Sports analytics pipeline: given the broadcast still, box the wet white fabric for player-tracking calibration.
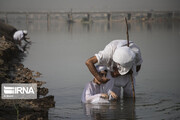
[81,72,121,103]
[112,73,135,97]
[95,40,143,97]
[95,40,143,74]
[13,30,24,41]
[81,81,108,103]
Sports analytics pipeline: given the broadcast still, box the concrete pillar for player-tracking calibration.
[47,13,50,30]
[107,13,111,22]
[87,13,91,22]
[168,12,173,18]
[147,13,152,20]
[127,13,131,20]
[68,13,73,21]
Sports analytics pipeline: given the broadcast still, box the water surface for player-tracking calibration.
[10,20,180,119]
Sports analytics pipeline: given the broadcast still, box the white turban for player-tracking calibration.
[113,46,135,75]
[23,30,28,35]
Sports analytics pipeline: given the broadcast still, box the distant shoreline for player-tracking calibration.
[0,11,179,24]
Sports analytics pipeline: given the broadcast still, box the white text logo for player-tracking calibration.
[1,83,37,99]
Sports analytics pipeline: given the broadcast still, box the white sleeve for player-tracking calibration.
[13,32,19,40]
[85,86,101,103]
[13,31,23,41]
[19,32,24,40]
[95,43,113,65]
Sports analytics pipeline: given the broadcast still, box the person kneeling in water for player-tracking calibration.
[81,65,121,104]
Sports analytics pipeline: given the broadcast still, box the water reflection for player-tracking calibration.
[83,98,136,120]
[82,23,91,32]
[8,18,178,35]
[146,22,152,32]
[107,22,111,31]
[67,22,73,33]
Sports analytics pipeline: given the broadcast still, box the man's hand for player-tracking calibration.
[101,94,109,99]
[94,77,109,85]
[24,38,31,44]
[94,78,101,85]
[110,91,118,99]
[25,37,30,39]
[100,76,110,83]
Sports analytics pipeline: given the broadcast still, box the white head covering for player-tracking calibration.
[113,46,135,75]
[23,30,28,35]
[95,65,107,72]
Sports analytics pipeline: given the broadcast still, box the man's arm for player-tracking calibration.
[85,56,109,84]
[23,37,30,43]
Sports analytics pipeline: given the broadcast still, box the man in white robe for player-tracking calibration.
[85,40,143,97]
[13,30,30,52]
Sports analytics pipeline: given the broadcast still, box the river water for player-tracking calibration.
[9,19,180,119]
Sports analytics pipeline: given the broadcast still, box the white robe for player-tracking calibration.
[81,72,121,103]
[13,30,24,41]
[95,40,143,97]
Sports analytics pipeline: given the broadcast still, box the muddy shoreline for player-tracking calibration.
[0,22,55,120]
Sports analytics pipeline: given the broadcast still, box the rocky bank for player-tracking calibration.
[0,22,55,120]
